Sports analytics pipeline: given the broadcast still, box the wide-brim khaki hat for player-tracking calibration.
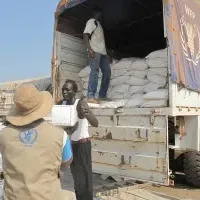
[6,84,53,126]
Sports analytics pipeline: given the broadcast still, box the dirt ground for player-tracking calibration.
[146,185,200,200]
[59,169,200,200]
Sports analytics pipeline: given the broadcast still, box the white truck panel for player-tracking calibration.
[175,116,200,151]
[170,82,200,109]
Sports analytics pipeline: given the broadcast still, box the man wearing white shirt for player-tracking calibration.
[58,79,98,200]
[84,7,111,104]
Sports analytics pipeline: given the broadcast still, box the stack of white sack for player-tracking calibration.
[78,59,118,97]
[144,48,168,93]
[108,58,148,108]
[78,48,168,108]
[141,89,168,108]
[141,48,168,107]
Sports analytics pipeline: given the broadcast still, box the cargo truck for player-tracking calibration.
[51,0,200,187]
[1,0,200,188]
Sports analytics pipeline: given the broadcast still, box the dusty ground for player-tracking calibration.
[59,169,200,200]
[146,184,200,200]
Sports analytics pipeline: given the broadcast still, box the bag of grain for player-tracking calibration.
[112,58,137,70]
[129,85,144,94]
[143,82,161,93]
[125,70,146,79]
[110,76,130,87]
[147,72,166,86]
[126,76,148,86]
[146,48,167,58]
[125,94,144,108]
[146,57,168,68]
[129,59,148,71]
[141,100,168,108]
[143,89,168,100]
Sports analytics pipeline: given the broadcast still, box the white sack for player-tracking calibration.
[130,93,144,100]
[82,90,87,96]
[141,100,167,108]
[112,69,128,78]
[146,57,168,68]
[112,58,137,70]
[125,70,146,79]
[83,82,88,90]
[129,59,148,71]
[147,72,166,86]
[107,87,113,94]
[109,92,130,100]
[125,93,144,108]
[88,100,125,109]
[111,94,124,99]
[100,100,125,108]
[146,48,167,58]
[143,82,161,93]
[129,86,144,94]
[125,99,143,108]
[147,68,167,77]
[81,77,89,83]
[110,59,119,66]
[110,76,129,87]
[110,84,130,94]
[143,89,168,100]
[126,77,148,86]
[78,66,90,78]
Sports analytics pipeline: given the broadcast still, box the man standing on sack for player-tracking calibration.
[57,79,98,200]
[0,84,73,200]
[84,7,111,104]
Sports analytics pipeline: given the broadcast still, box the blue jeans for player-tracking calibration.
[87,52,111,98]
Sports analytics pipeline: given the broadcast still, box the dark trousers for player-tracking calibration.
[87,52,111,98]
[70,140,93,200]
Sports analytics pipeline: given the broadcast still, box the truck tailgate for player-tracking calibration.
[89,108,169,185]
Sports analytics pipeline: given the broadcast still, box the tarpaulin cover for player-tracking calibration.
[56,0,87,16]
[164,0,200,91]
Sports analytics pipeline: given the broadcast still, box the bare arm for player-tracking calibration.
[77,99,98,127]
[84,108,98,127]
[64,121,79,135]
[83,33,95,59]
[83,33,91,50]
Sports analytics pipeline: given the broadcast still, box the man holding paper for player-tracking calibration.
[57,79,98,200]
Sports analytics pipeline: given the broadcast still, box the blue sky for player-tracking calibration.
[0,0,58,82]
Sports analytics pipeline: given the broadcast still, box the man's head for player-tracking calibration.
[62,79,78,101]
[6,84,53,126]
[92,7,102,21]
